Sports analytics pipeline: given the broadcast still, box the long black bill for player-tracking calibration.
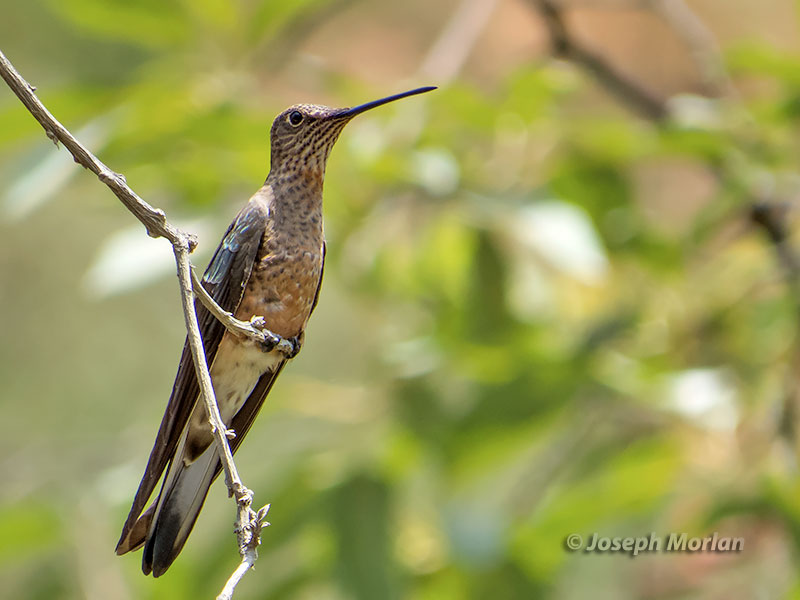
[333,86,437,119]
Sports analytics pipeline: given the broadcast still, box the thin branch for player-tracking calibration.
[218,562,255,600]
[216,504,270,600]
[178,249,271,600]
[541,0,736,100]
[0,48,263,597]
[0,50,185,244]
[174,244,246,491]
[531,0,668,121]
[191,268,298,357]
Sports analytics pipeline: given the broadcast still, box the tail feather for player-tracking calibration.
[116,367,285,575]
[141,446,221,577]
[115,503,156,555]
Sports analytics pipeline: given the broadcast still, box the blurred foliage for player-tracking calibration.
[3,1,800,599]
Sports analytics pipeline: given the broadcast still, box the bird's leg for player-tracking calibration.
[249,317,302,359]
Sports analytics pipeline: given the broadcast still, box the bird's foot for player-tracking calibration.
[267,335,301,359]
[249,316,301,358]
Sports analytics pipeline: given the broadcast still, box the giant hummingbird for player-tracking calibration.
[115,86,436,576]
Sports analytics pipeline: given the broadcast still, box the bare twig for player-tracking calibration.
[216,504,270,600]
[0,47,264,597]
[531,0,668,121]
[177,250,271,600]
[173,244,246,488]
[190,268,298,357]
[0,51,185,243]
[539,0,735,100]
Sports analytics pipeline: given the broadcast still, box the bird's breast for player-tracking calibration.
[234,247,323,339]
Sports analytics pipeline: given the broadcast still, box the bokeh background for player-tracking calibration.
[2,0,800,598]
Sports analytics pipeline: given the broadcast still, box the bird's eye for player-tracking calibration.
[288,111,303,126]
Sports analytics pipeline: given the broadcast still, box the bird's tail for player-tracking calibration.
[141,444,220,577]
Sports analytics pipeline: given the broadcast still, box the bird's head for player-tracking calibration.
[268,86,436,185]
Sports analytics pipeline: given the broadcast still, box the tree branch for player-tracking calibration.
[527,1,800,449]
[0,48,264,598]
[0,51,186,244]
[531,0,735,109]
[530,0,668,121]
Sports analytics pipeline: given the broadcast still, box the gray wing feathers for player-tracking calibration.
[141,434,219,576]
[141,362,287,576]
[116,198,269,557]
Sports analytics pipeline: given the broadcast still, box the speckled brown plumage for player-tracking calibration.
[115,86,436,577]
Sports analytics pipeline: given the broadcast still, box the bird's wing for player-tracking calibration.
[310,241,326,314]
[140,240,325,569]
[116,196,270,554]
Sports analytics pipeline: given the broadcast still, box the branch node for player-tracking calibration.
[174,232,192,253]
[144,210,171,240]
[256,504,271,525]
[45,128,59,146]
[186,232,198,252]
[231,484,254,507]
[234,484,253,502]
[98,169,117,186]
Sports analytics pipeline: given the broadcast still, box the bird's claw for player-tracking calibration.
[280,336,301,359]
[255,331,301,359]
[249,316,300,358]
[264,335,301,359]
[258,331,282,352]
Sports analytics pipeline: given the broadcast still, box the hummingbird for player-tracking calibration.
[115,86,436,576]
